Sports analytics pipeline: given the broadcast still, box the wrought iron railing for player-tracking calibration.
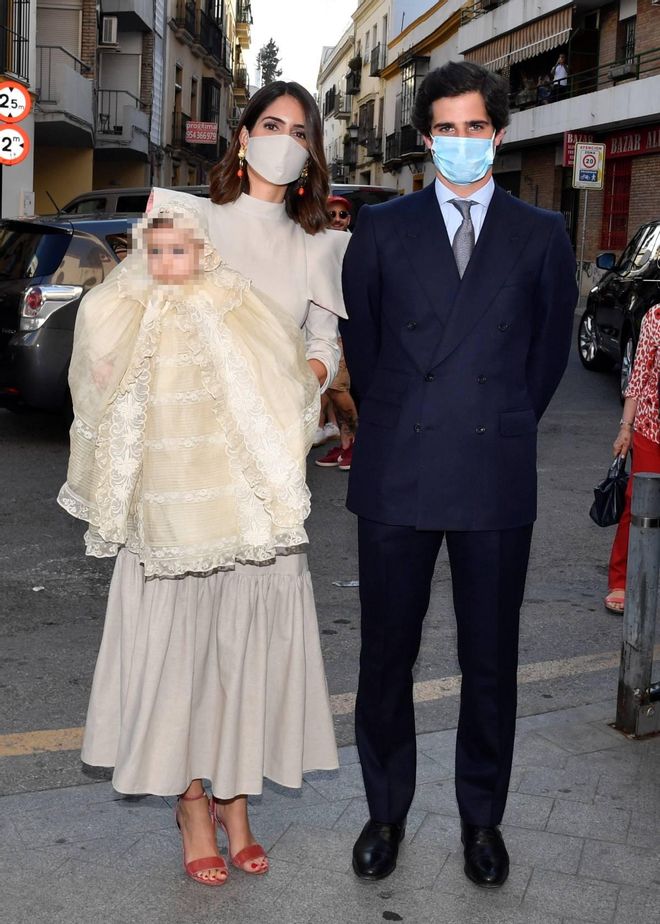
[36,45,91,103]
[460,0,507,26]
[97,89,143,134]
[332,91,351,119]
[370,44,387,77]
[509,46,660,113]
[175,0,198,37]
[236,0,253,25]
[345,69,361,95]
[384,126,425,165]
[1,1,30,83]
[365,128,383,160]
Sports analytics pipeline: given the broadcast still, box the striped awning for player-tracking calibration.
[464,5,572,71]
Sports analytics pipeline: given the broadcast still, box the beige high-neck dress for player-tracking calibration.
[79,191,348,797]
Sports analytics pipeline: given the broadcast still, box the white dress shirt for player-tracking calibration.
[434,176,495,247]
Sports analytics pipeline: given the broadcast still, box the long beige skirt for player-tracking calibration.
[81,548,339,797]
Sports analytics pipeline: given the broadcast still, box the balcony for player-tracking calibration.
[460,0,504,26]
[236,0,252,49]
[330,160,348,182]
[345,69,361,95]
[101,0,153,32]
[369,44,387,77]
[96,89,150,158]
[174,0,198,43]
[1,0,30,83]
[365,128,383,160]
[504,47,660,146]
[35,45,94,147]
[233,66,249,104]
[343,139,358,169]
[198,10,231,72]
[332,91,351,120]
[383,126,425,170]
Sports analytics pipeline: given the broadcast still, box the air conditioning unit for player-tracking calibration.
[100,16,118,46]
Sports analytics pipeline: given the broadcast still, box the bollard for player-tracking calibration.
[615,472,660,738]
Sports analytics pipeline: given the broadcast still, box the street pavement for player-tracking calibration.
[1,320,659,922]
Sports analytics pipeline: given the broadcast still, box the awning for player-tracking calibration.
[464,5,572,71]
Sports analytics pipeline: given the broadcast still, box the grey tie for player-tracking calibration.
[450,199,476,278]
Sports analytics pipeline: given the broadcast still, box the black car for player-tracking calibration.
[578,220,660,396]
[0,216,132,413]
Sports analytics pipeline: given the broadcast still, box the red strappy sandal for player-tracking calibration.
[211,799,269,875]
[175,790,228,886]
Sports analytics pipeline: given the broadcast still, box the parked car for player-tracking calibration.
[58,186,209,216]
[577,220,660,397]
[0,216,132,413]
[58,183,400,220]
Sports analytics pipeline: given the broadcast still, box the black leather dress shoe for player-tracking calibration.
[461,822,509,888]
[352,819,406,880]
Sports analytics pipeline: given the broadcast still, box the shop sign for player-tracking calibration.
[185,121,218,144]
[572,142,605,189]
[562,131,593,167]
[0,80,32,124]
[605,124,660,159]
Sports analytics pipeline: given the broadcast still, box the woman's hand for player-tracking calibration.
[613,425,632,458]
[308,358,327,388]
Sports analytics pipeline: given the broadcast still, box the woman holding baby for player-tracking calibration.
[59,82,348,886]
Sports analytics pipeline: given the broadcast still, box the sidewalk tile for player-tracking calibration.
[511,732,570,770]
[517,766,600,804]
[412,812,462,852]
[579,838,660,889]
[0,780,115,814]
[502,791,555,829]
[304,763,365,802]
[247,779,331,815]
[596,776,660,814]
[500,825,584,874]
[250,799,349,851]
[338,744,360,766]
[522,868,619,923]
[332,796,427,839]
[616,884,660,924]
[268,822,355,873]
[411,780,460,816]
[547,799,631,842]
[432,851,531,905]
[416,751,456,783]
[535,722,627,755]
[14,794,172,848]
[378,838,449,890]
[627,809,660,850]
[563,746,642,782]
[416,728,457,760]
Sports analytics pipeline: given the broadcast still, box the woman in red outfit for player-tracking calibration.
[605,304,660,613]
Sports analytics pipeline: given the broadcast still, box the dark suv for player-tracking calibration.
[578,220,660,397]
[0,216,132,413]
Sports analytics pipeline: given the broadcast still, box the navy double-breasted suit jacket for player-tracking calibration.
[340,182,578,531]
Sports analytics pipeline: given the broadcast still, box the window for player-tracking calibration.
[116,195,149,213]
[63,198,108,215]
[0,225,69,280]
[617,16,636,64]
[364,30,370,61]
[191,76,199,119]
[600,158,632,250]
[400,62,416,127]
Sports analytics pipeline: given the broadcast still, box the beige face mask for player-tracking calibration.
[245,134,309,186]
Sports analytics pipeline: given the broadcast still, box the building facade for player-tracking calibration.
[319,0,659,280]
[1,0,36,217]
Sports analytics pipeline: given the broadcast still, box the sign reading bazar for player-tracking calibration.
[185,121,218,144]
[563,132,593,168]
[605,124,660,159]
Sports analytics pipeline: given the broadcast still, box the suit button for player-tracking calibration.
[497,322,510,332]
[424,373,435,382]
[475,426,487,434]
[477,375,487,384]
[406,321,417,330]
[414,423,423,433]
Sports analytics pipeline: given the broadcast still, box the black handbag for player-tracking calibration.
[589,455,629,527]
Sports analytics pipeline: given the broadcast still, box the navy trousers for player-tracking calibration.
[355,517,534,827]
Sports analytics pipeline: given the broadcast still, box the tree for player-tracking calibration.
[256,38,283,86]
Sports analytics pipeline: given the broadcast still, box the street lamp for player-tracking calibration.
[347,123,359,143]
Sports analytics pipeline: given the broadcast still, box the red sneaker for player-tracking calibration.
[315,444,343,467]
[338,443,353,470]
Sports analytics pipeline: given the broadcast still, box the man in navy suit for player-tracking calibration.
[341,61,577,887]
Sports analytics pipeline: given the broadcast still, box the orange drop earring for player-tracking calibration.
[297,162,309,197]
[237,146,246,179]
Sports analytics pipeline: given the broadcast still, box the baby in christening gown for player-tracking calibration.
[58,198,320,577]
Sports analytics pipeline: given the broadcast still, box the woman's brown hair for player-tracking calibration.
[209,81,329,235]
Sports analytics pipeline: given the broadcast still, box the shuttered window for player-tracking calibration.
[600,158,632,250]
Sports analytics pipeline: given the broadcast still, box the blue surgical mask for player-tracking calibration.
[429,131,496,185]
